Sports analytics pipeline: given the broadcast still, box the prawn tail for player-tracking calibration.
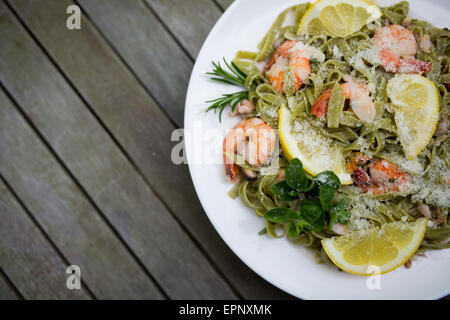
[398,58,432,74]
[311,88,333,118]
[224,159,239,183]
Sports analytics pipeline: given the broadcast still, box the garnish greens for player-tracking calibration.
[265,158,350,238]
[205,59,255,121]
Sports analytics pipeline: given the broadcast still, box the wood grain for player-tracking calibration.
[77,0,192,127]
[145,0,222,59]
[216,0,234,11]
[0,272,18,300]
[0,179,89,300]
[0,88,163,299]
[9,0,294,299]
[0,1,235,300]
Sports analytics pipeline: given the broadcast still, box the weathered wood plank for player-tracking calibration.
[145,0,222,59]
[0,179,90,300]
[0,1,235,299]
[0,89,163,299]
[0,271,19,300]
[77,0,191,127]
[215,0,234,11]
[10,0,294,299]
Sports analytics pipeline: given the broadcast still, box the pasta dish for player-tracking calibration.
[205,0,449,275]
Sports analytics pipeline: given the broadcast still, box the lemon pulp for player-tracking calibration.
[298,0,382,37]
[322,218,428,275]
[387,74,440,159]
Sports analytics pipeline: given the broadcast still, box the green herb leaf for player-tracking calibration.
[319,185,336,211]
[286,158,312,192]
[288,221,301,238]
[304,212,325,232]
[206,59,247,87]
[329,210,337,229]
[258,228,268,235]
[205,59,250,122]
[329,198,350,228]
[270,181,299,201]
[205,91,248,122]
[336,210,350,225]
[300,198,323,224]
[335,197,347,211]
[264,207,299,223]
[313,171,341,192]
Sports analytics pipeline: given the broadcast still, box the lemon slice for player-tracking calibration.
[387,75,440,159]
[298,0,382,37]
[322,218,428,275]
[278,105,352,185]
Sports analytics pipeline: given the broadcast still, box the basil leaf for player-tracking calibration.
[296,219,310,231]
[336,210,350,225]
[319,185,336,211]
[300,198,323,224]
[335,197,347,211]
[270,181,299,201]
[329,197,350,227]
[305,212,325,232]
[288,221,301,238]
[314,171,341,191]
[264,207,299,223]
[286,158,311,192]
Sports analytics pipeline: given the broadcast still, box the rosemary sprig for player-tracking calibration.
[205,58,252,122]
[206,91,248,122]
[206,59,248,87]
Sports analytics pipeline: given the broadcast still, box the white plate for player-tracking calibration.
[185,0,450,299]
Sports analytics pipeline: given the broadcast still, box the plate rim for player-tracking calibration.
[184,0,450,300]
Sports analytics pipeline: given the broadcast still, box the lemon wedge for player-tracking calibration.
[278,105,352,185]
[387,74,440,159]
[298,0,382,37]
[322,218,428,275]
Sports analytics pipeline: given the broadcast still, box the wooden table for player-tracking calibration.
[0,0,295,300]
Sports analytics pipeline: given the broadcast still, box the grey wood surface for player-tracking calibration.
[0,271,19,300]
[145,0,222,59]
[216,0,234,10]
[8,0,293,299]
[76,0,191,128]
[0,85,163,299]
[10,0,445,301]
[64,0,287,299]
[0,1,236,300]
[0,178,90,300]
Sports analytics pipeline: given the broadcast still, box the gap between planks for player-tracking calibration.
[0,170,97,300]
[5,1,238,300]
[0,0,236,300]
[0,266,23,300]
[7,0,247,299]
[15,0,293,299]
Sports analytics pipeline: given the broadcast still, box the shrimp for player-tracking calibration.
[266,40,311,93]
[366,159,410,194]
[223,118,277,182]
[311,76,376,123]
[230,99,255,116]
[310,87,333,119]
[374,25,431,74]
